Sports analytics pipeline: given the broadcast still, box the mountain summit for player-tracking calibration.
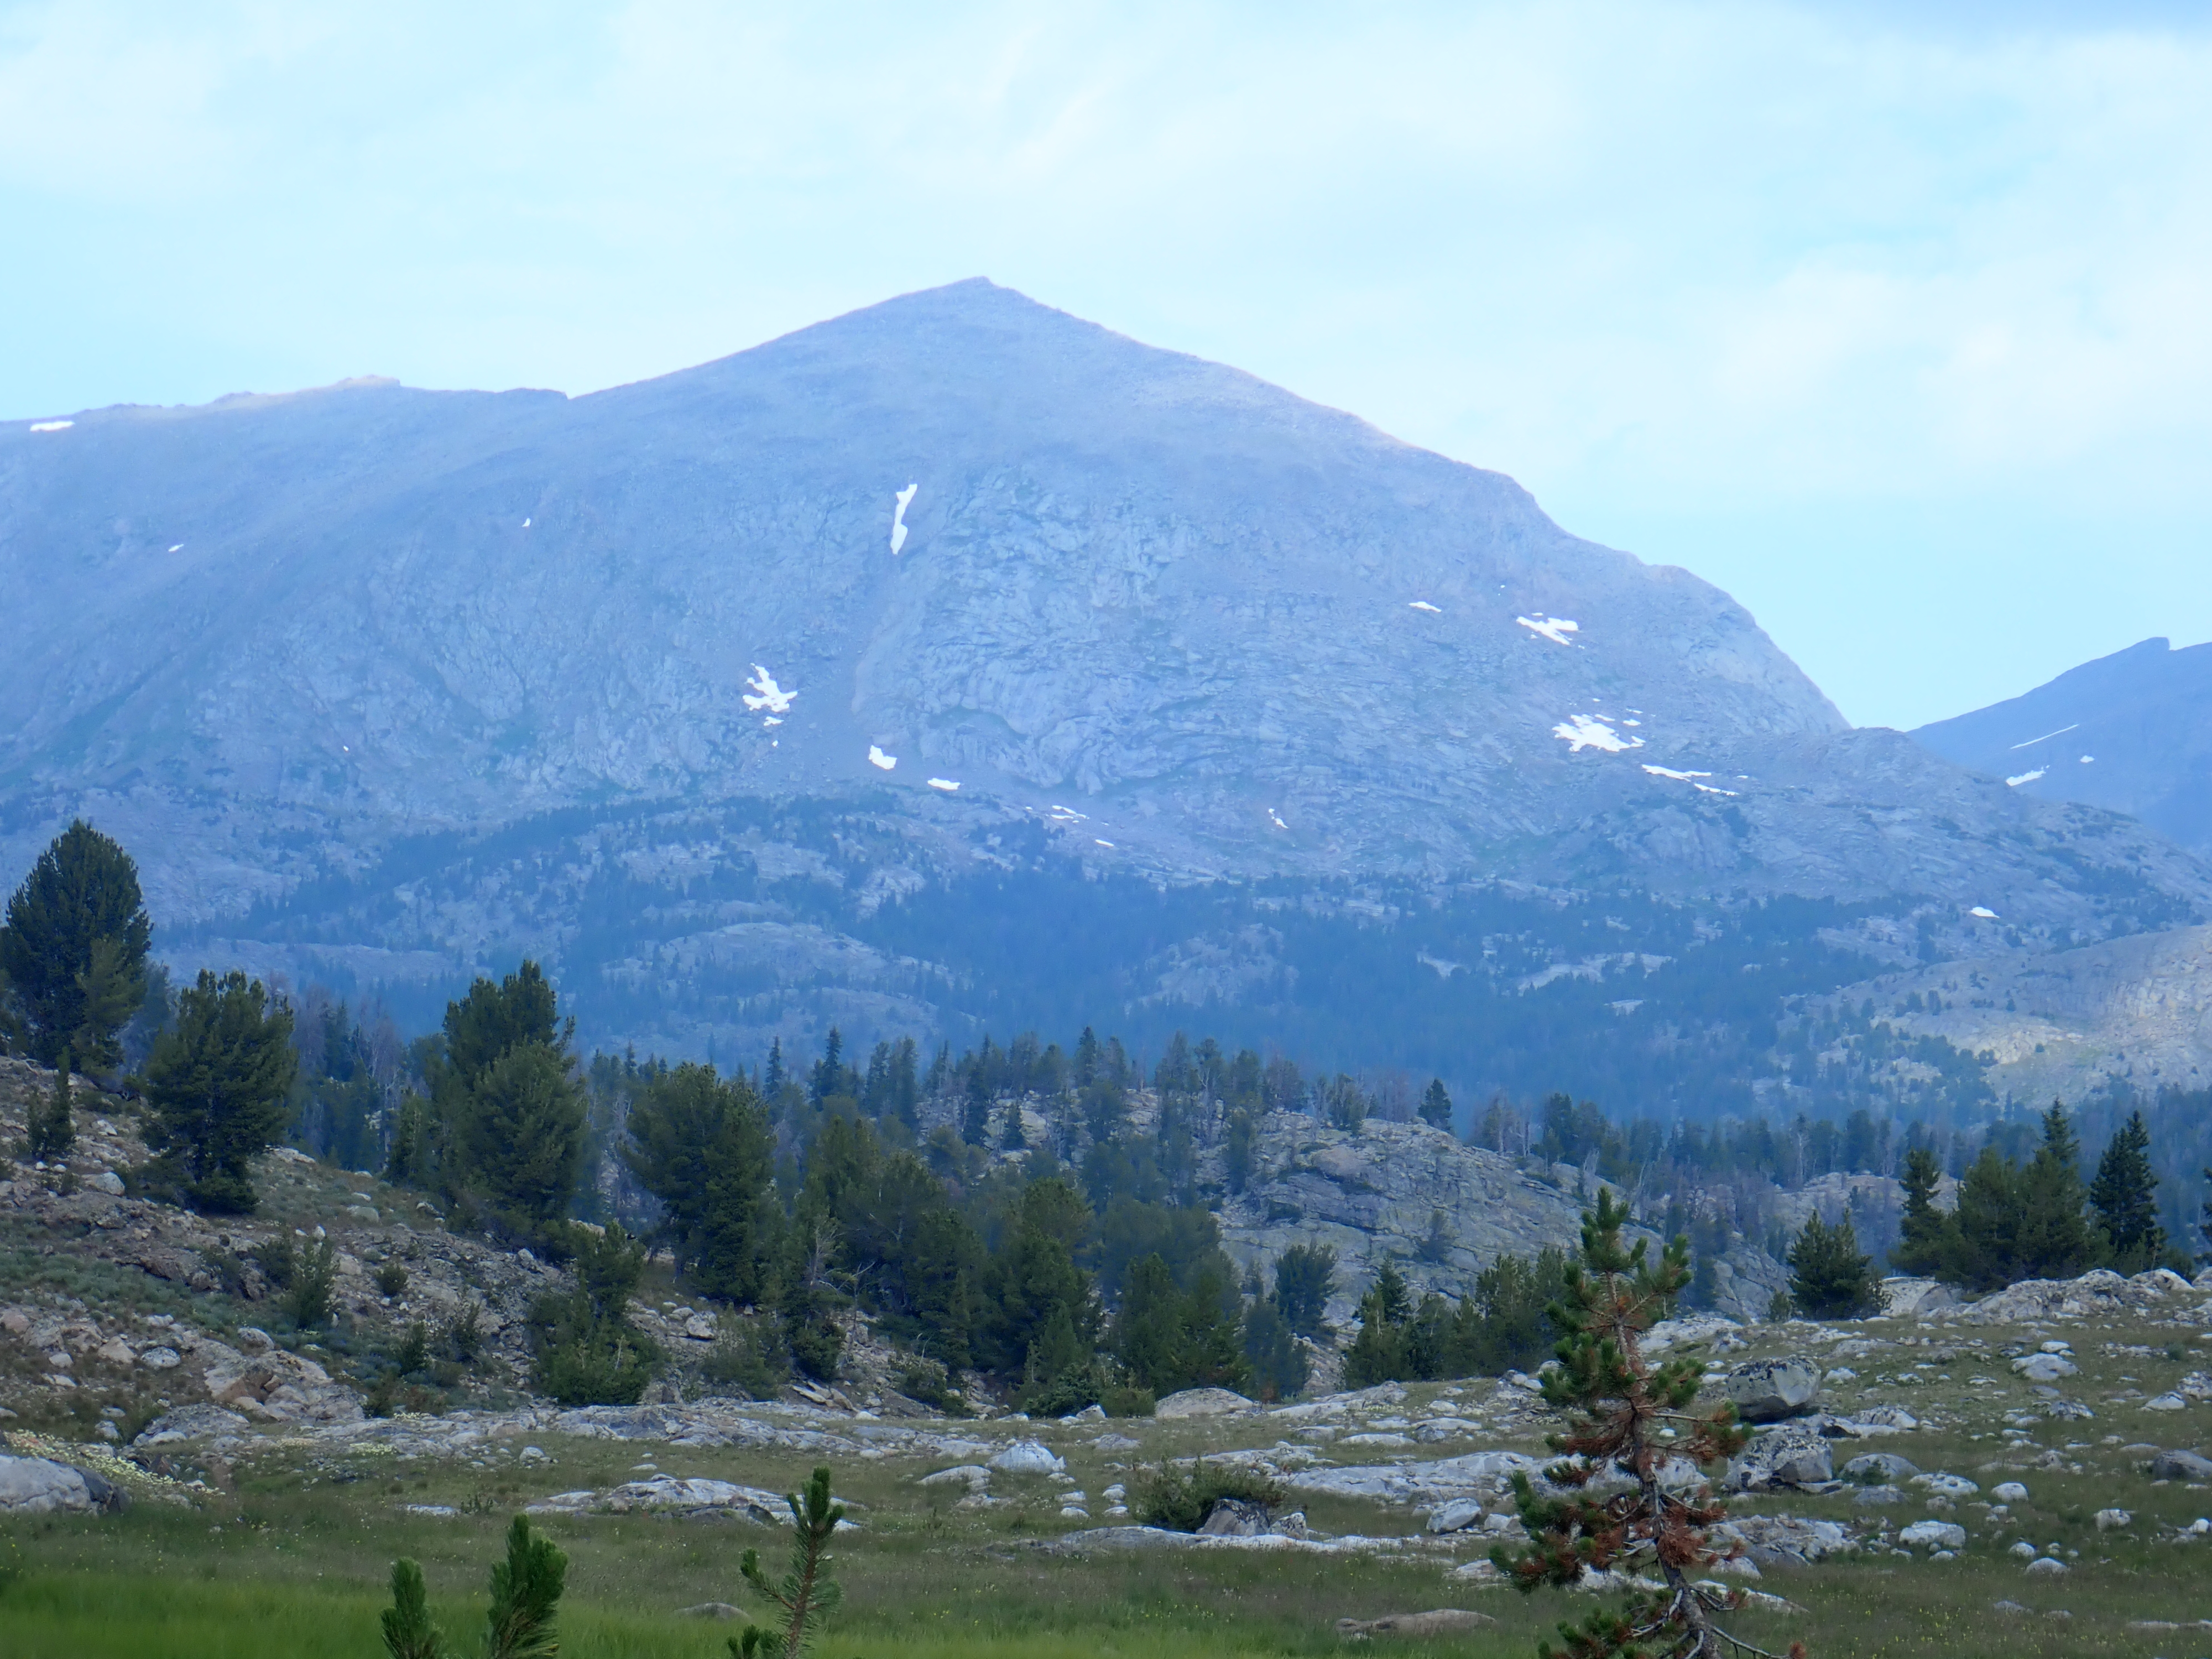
[3,281,2203,1062]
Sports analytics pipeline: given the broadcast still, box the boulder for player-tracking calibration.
[1899,1521,1966,1551]
[1720,1358,1821,1423]
[2024,1557,2068,1577]
[1198,1498,1271,1537]
[0,1455,128,1516]
[988,1441,1066,1475]
[1909,1473,1978,1499]
[1426,1499,1485,1535]
[1840,1453,1918,1484]
[2010,1353,2078,1384]
[1990,1482,2028,1503]
[1154,1387,1255,1420]
[1727,1428,1833,1493]
[133,1405,250,1446]
[1878,1278,1955,1317]
[1709,1514,1854,1566]
[2093,1508,2131,1531]
[1334,1610,1496,1639]
[2149,1448,2212,1481]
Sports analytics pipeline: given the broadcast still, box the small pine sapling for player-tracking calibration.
[732,1465,844,1659]
[483,1515,567,1659]
[381,1516,566,1659]
[27,1050,75,1161]
[382,1558,451,1659]
[1491,1188,1803,1659]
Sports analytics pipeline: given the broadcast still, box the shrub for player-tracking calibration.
[702,1318,790,1400]
[441,1301,485,1364]
[396,1322,431,1376]
[1130,1459,1285,1532]
[1102,1385,1155,1418]
[375,1260,410,1298]
[285,1236,340,1329]
[894,1358,969,1416]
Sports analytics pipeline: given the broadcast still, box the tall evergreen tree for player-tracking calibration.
[1786,1213,1881,1317]
[2013,1102,2095,1281]
[2089,1110,2164,1269]
[625,1063,782,1304]
[1890,1144,1954,1275]
[434,962,586,1235]
[808,1029,846,1105]
[1271,1243,1337,1339]
[1418,1077,1453,1130]
[141,970,299,1213]
[763,1037,786,1098]
[0,820,152,1068]
[960,1062,992,1147]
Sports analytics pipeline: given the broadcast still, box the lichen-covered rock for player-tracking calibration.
[0,1454,127,1516]
[1721,1357,1822,1423]
[1726,1428,1833,1492]
[1153,1387,1255,1420]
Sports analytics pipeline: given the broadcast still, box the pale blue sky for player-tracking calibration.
[5,1,2209,729]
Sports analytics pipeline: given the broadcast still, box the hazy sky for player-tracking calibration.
[6,1,2209,729]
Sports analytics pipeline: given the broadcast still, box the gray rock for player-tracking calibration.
[2149,1448,2212,1481]
[1840,1453,1919,1483]
[1153,1388,1254,1421]
[1851,1485,1903,1506]
[133,1404,251,1444]
[1709,1514,1854,1566]
[988,1441,1066,1475]
[2011,1353,2078,1384]
[1334,1610,1497,1639]
[1198,1498,1271,1537]
[676,1604,745,1620]
[1721,1358,1822,1423]
[0,1455,127,1516]
[2024,1557,2069,1577]
[1426,1499,1486,1534]
[1899,1521,1966,1551]
[86,1170,125,1196]
[1728,1428,1833,1492]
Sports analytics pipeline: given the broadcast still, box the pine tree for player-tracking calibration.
[1241,1296,1308,1400]
[482,1515,567,1659]
[1786,1213,1881,1318]
[1271,1243,1336,1339]
[732,1467,844,1659]
[1890,1145,1954,1275]
[625,1063,782,1302]
[380,1557,449,1659]
[1493,1190,1785,1659]
[0,820,152,1068]
[763,1037,786,1097]
[435,963,586,1236]
[1343,1260,1413,1386]
[1418,1077,1453,1130]
[26,1048,75,1162]
[140,970,299,1213]
[961,1063,992,1147]
[380,1516,566,1659]
[2013,1102,2095,1281]
[808,1028,844,1105]
[1949,1144,2023,1290]
[529,1220,661,1405]
[2089,1110,2164,1269]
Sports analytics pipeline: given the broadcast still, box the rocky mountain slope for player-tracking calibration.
[4,280,2208,1076]
[1914,637,2212,860]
